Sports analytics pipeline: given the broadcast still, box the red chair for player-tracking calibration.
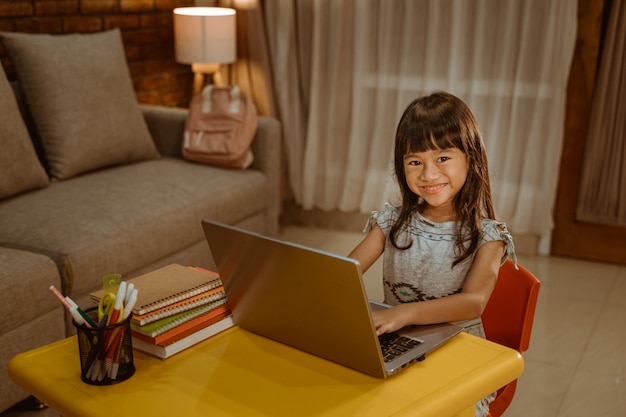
[482,259,540,417]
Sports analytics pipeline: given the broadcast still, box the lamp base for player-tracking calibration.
[192,63,223,92]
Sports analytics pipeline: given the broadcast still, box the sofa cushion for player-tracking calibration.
[0,248,63,336]
[0,158,268,298]
[0,247,65,411]
[0,63,48,200]
[0,29,159,180]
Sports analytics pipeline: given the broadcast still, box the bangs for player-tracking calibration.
[400,120,463,155]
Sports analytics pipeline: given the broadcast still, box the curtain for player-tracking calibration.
[263,0,577,252]
[216,0,276,117]
[576,0,626,226]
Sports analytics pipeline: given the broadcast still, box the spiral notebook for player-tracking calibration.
[90,263,222,315]
[131,287,227,326]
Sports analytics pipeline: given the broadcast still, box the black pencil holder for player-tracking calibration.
[73,306,135,385]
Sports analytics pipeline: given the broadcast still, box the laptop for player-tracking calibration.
[201,220,462,378]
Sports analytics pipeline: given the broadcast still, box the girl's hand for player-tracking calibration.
[372,304,412,336]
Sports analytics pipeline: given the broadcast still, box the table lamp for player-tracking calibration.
[173,7,237,92]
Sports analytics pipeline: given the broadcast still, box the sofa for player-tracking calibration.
[0,29,281,412]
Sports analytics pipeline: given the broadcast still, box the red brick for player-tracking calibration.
[123,27,170,45]
[140,12,171,28]
[80,0,117,14]
[15,17,63,33]
[128,59,166,76]
[36,0,79,16]
[123,29,153,44]
[0,1,34,17]
[104,14,139,30]
[143,72,175,90]
[123,43,142,61]
[1,1,189,111]
[62,16,102,32]
[142,44,172,60]
[136,90,162,105]
[161,89,190,107]
[155,0,192,13]
[0,20,16,31]
[172,70,193,86]
[120,0,154,13]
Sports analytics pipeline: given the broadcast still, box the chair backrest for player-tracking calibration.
[482,259,540,352]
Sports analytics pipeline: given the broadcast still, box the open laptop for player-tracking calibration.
[201,220,462,378]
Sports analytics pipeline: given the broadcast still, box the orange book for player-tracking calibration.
[131,303,231,346]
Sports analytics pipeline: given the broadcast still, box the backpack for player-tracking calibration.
[183,85,258,169]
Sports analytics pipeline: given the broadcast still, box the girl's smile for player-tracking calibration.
[420,183,447,194]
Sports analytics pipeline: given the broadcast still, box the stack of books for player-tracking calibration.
[90,263,234,359]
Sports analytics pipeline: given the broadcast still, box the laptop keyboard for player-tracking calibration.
[378,333,423,363]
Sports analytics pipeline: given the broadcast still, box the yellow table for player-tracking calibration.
[8,327,523,417]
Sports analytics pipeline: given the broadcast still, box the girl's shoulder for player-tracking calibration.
[364,203,400,233]
[480,218,517,266]
[480,218,511,241]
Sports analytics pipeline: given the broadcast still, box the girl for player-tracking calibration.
[349,92,516,417]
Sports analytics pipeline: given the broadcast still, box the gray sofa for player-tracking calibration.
[0,29,280,412]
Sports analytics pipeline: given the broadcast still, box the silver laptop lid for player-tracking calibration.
[202,220,388,378]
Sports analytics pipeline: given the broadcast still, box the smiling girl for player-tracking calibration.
[349,92,516,417]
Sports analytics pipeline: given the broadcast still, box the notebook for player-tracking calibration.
[201,220,463,378]
[90,263,222,316]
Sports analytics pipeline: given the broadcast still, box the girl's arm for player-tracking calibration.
[371,239,505,335]
[348,224,386,274]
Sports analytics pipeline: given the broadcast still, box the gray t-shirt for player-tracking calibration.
[367,203,516,338]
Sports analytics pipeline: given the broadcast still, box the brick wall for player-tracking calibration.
[0,0,196,107]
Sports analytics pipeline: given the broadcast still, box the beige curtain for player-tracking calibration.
[262,0,311,205]
[213,0,276,117]
[264,0,577,253]
[576,0,626,226]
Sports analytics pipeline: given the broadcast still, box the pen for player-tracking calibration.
[107,281,126,325]
[69,306,85,326]
[102,280,128,376]
[104,319,126,377]
[124,282,135,305]
[49,285,72,309]
[50,285,97,328]
[65,295,97,328]
[84,314,108,381]
[108,288,138,379]
[122,288,138,320]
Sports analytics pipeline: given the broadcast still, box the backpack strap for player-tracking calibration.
[202,85,214,113]
[228,86,241,113]
[201,85,241,114]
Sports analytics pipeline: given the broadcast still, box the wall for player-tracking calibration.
[0,0,196,107]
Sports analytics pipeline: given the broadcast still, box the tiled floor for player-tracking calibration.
[4,225,626,417]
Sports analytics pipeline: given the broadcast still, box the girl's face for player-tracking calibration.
[403,147,468,218]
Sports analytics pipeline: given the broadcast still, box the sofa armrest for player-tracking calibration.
[140,104,187,158]
[250,116,282,235]
[140,104,281,235]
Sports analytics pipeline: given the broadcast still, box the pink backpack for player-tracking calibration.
[183,85,258,169]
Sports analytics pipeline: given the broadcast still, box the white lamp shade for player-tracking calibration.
[173,7,236,65]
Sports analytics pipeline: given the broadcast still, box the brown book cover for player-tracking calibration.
[90,263,222,315]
